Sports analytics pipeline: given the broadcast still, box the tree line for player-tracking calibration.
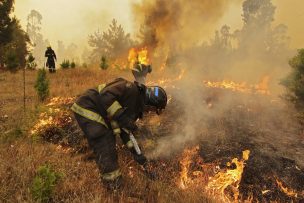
[0,0,29,72]
[1,0,304,117]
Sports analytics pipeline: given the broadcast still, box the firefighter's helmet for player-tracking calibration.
[145,86,167,114]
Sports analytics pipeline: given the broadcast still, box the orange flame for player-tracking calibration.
[206,150,250,201]
[203,76,270,95]
[276,179,298,198]
[31,97,74,135]
[128,47,150,68]
[179,146,199,189]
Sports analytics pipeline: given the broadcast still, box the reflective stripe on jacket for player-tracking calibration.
[71,103,108,128]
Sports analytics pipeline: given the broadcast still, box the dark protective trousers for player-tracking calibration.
[74,113,119,176]
[47,59,56,73]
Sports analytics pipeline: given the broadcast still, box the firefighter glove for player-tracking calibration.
[113,109,138,132]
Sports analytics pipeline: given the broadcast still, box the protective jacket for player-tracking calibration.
[71,78,145,133]
[71,78,147,184]
[45,49,56,62]
[45,48,57,69]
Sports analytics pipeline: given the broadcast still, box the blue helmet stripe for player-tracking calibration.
[155,87,159,97]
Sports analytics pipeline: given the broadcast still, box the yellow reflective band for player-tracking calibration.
[98,84,106,93]
[71,103,108,128]
[102,169,121,181]
[138,64,143,71]
[113,128,121,135]
[126,140,134,149]
[107,101,122,118]
[111,121,120,135]
[111,121,119,128]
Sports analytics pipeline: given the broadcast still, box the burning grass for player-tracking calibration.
[28,92,304,202]
[1,68,304,202]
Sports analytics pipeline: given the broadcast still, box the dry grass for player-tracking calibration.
[0,68,215,203]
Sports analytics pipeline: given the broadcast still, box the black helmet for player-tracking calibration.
[145,86,167,114]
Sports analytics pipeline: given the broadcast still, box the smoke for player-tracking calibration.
[132,0,242,55]
[14,0,134,64]
[139,0,303,170]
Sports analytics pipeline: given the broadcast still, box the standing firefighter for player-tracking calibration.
[71,77,167,191]
[45,46,57,73]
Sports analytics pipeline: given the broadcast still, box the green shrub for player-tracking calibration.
[34,69,49,101]
[281,49,304,111]
[100,56,109,70]
[70,61,76,68]
[31,164,63,203]
[26,53,37,70]
[60,59,70,69]
[82,63,88,68]
[5,51,19,72]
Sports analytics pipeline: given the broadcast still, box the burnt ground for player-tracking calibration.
[33,89,304,202]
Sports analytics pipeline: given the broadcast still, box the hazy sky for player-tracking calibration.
[14,0,135,48]
[14,0,304,49]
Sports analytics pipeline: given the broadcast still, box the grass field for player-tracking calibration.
[1,67,303,203]
[0,68,216,203]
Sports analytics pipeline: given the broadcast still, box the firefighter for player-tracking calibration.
[45,46,57,73]
[71,77,167,191]
[132,62,152,85]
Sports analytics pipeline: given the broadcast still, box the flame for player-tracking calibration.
[203,76,270,95]
[46,96,75,106]
[276,179,298,198]
[128,47,150,68]
[30,114,54,135]
[179,146,199,189]
[31,97,74,136]
[149,68,185,89]
[207,150,250,201]
[255,76,270,95]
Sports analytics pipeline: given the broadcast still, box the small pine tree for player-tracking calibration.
[26,53,37,70]
[35,69,49,101]
[60,59,70,69]
[31,164,63,203]
[100,56,108,70]
[70,61,76,68]
[82,63,88,68]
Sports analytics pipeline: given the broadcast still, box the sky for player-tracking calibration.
[14,0,135,49]
[14,0,304,49]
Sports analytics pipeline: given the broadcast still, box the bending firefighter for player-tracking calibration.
[45,46,57,73]
[71,78,167,190]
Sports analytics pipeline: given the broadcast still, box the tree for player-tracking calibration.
[26,10,48,67]
[0,0,15,68]
[27,53,37,70]
[70,61,76,68]
[88,19,134,63]
[242,0,275,29]
[0,19,29,71]
[35,69,49,101]
[281,49,304,111]
[4,50,19,71]
[9,19,30,68]
[26,10,42,44]
[0,0,14,46]
[237,0,275,52]
[100,56,108,70]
